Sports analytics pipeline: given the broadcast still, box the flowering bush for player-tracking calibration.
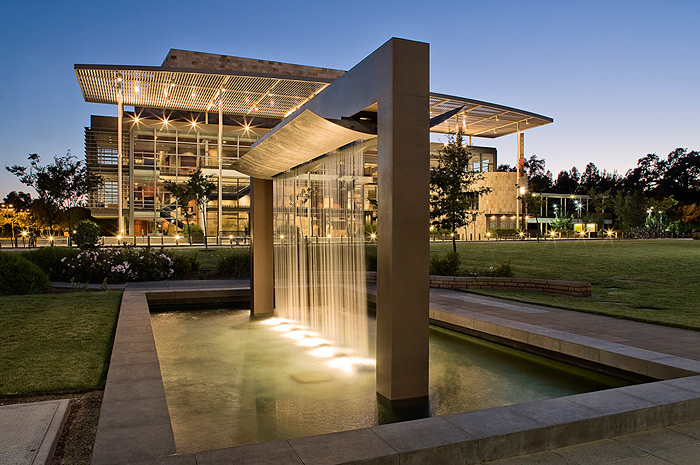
[62,247,175,283]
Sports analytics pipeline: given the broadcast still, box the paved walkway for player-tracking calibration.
[424,288,700,465]
[0,400,69,465]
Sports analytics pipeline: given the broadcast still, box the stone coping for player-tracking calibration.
[92,286,700,465]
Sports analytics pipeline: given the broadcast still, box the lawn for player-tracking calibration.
[167,246,249,273]
[0,291,122,395]
[430,239,700,330]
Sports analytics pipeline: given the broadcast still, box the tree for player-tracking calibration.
[523,155,553,193]
[612,191,646,230]
[2,191,33,210]
[164,169,216,248]
[497,164,516,172]
[187,169,217,249]
[164,181,195,243]
[579,163,602,192]
[6,153,101,235]
[430,130,491,252]
[552,167,580,194]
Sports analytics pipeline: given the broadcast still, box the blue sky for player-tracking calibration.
[1,0,698,196]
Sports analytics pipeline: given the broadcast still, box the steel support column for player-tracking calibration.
[117,84,124,234]
[218,91,223,238]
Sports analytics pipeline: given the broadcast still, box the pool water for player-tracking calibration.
[150,309,628,453]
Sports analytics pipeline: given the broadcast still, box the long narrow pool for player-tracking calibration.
[150,308,628,454]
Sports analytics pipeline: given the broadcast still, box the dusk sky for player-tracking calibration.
[1,0,698,196]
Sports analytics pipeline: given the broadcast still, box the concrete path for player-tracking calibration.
[0,399,70,465]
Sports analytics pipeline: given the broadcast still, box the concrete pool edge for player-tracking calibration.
[91,284,700,465]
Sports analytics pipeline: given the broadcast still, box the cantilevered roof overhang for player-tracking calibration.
[428,93,553,137]
[75,64,333,119]
[232,110,375,179]
[75,65,553,137]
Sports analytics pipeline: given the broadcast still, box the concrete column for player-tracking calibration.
[250,177,274,315]
[375,39,430,406]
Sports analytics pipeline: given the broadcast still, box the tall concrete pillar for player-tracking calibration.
[375,39,430,406]
[250,177,274,315]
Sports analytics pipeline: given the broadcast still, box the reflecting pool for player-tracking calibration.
[150,309,628,453]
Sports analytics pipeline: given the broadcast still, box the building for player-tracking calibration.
[76,48,552,239]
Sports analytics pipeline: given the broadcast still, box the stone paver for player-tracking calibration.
[0,399,70,465]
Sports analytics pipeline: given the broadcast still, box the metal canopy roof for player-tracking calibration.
[428,93,553,138]
[75,65,553,137]
[75,64,332,120]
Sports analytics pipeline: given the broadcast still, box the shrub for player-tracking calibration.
[73,220,101,249]
[493,228,518,237]
[0,252,50,295]
[215,248,250,278]
[61,247,176,283]
[430,252,461,276]
[21,247,79,280]
[482,263,514,277]
[365,245,377,272]
[171,252,200,279]
[181,223,203,235]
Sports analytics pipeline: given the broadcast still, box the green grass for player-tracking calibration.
[0,291,122,396]
[430,239,700,330]
[167,247,249,273]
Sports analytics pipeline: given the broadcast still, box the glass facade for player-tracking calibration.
[86,115,260,236]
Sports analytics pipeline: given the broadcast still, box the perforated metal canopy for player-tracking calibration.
[75,65,332,119]
[75,65,552,136]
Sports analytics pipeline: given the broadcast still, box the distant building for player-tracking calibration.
[76,49,551,239]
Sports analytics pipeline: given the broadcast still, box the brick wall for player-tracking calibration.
[366,272,591,297]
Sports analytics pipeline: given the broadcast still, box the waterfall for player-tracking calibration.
[273,141,369,357]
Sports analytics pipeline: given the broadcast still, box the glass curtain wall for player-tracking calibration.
[129,123,256,236]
